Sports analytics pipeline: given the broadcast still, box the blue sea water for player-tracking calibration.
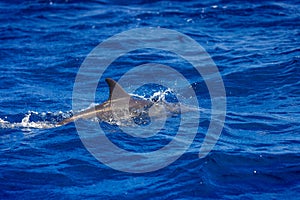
[1,0,300,199]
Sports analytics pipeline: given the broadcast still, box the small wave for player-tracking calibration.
[0,111,73,129]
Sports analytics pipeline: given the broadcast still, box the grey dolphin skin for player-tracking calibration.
[58,78,157,126]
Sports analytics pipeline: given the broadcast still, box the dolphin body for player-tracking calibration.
[57,78,183,126]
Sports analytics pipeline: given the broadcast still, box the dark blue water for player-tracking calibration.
[1,0,300,199]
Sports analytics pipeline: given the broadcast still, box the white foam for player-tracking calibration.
[0,111,64,130]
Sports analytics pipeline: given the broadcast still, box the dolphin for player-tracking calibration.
[57,78,185,126]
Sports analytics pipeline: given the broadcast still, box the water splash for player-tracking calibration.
[0,88,201,130]
[0,111,73,129]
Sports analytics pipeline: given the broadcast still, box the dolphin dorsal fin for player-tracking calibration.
[105,78,130,100]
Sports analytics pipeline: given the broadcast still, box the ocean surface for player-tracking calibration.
[1,0,300,199]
